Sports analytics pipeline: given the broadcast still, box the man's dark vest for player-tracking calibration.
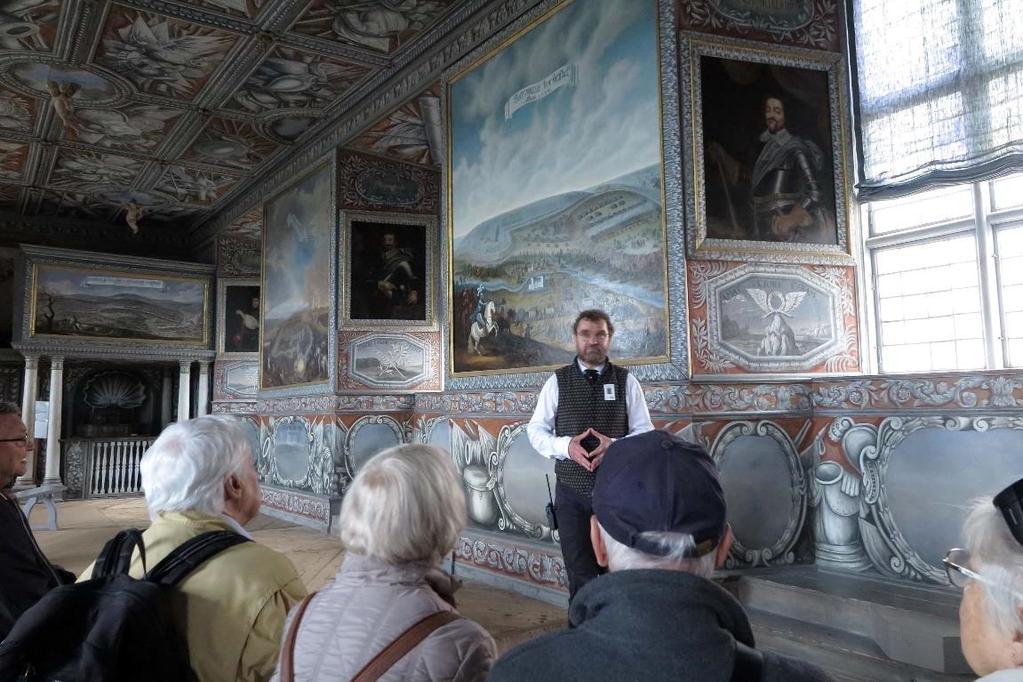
[554,360,629,496]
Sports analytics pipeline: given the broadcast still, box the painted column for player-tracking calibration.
[42,356,63,486]
[160,367,173,428]
[196,362,210,417]
[177,361,191,422]
[15,355,38,488]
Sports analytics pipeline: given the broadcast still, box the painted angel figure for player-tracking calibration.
[746,288,806,357]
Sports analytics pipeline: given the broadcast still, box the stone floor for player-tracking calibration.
[29,497,564,653]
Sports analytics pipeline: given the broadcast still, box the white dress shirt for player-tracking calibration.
[527,359,654,460]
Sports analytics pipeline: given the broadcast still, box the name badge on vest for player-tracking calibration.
[603,383,616,401]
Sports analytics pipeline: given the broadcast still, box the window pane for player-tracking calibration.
[875,234,984,372]
[987,69,1023,151]
[870,184,973,235]
[996,223,1023,366]
[981,0,1023,63]
[992,172,1023,211]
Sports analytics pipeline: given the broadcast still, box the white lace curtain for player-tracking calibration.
[852,0,1023,199]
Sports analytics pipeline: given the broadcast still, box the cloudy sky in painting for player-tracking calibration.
[37,268,204,304]
[450,0,660,237]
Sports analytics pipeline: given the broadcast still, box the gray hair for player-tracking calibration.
[140,415,254,521]
[0,402,21,416]
[598,523,717,577]
[340,444,466,565]
[963,497,1023,636]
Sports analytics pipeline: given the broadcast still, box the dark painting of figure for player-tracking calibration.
[701,55,838,245]
[349,220,427,321]
[224,285,260,353]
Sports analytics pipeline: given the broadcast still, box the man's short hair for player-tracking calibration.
[573,309,614,336]
[140,415,254,521]
[340,444,466,565]
[964,497,1023,636]
[0,402,21,416]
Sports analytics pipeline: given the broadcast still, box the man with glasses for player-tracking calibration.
[945,478,1023,680]
[527,309,654,602]
[0,401,73,639]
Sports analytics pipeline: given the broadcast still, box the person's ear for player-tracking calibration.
[590,516,609,568]
[1010,626,1023,667]
[714,524,734,569]
[223,473,243,504]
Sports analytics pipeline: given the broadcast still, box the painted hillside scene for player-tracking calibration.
[448,0,667,374]
[31,265,207,344]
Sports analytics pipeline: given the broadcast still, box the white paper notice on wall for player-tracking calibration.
[33,401,48,439]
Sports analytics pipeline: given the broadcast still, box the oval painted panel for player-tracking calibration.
[349,422,401,474]
[354,168,423,206]
[240,418,262,463]
[500,430,556,529]
[427,419,451,452]
[274,420,309,482]
[717,434,798,550]
[886,426,1023,568]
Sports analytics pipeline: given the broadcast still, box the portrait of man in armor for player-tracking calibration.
[349,220,427,321]
[701,56,839,245]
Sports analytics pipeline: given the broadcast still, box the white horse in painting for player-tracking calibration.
[468,300,497,355]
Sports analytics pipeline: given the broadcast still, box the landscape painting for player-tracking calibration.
[261,161,332,390]
[30,265,208,344]
[447,0,667,376]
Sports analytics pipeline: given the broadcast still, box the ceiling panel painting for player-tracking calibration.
[261,110,320,142]
[292,1,456,55]
[226,46,369,113]
[347,84,441,166]
[183,116,280,171]
[49,150,144,189]
[0,1,61,53]
[94,7,240,99]
[0,141,29,181]
[155,165,241,206]
[66,103,184,150]
[0,89,36,134]
[192,0,267,19]
[3,61,125,104]
[36,189,113,221]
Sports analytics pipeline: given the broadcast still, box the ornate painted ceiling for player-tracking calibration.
[0,0,456,237]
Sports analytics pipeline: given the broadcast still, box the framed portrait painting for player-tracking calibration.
[340,211,437,329]
[260,158,336,393]
[216,278,260,356]
[681,34,853,264]
[446,0,670,379]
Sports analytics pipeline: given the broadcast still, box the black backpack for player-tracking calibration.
[0,528,249,682]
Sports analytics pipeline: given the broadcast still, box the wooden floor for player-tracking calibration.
[29,497,564,653]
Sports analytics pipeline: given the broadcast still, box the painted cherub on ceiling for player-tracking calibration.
[96,11,237,99]
[294,0,452,54]
[157,165,239,205]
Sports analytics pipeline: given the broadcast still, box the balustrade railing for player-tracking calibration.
[82,437,155,498]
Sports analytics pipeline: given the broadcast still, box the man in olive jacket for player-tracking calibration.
[79,416,307,681]
[490,430,832,682]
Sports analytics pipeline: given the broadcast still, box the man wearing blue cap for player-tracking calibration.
[491,430,832,682]
[527,309,654,602]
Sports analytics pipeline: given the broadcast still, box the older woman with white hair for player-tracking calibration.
[273,444,496,682]
[947,479,1023,681]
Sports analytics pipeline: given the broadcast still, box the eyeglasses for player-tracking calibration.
[944,548,1023,600]
[0,435,32,446]
[576,332,609,341]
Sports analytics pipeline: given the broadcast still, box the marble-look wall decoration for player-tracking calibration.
[810,374,1023,412]
[337,149,440,214]
[217,235,261,277]
[688,261,858,375]
[680,0,842,52]
[213,359,258,401]
[264,414,344,495]
[457,528,568,594]
[339,331,441,393]
[342,413,407,479]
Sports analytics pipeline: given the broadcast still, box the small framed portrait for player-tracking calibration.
[217,278,260,356]
[340,211,437,329]
[681,34,853,264]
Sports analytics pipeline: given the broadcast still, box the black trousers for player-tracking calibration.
[554,481,607,602]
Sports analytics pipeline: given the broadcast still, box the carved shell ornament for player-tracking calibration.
[83,371,146,409]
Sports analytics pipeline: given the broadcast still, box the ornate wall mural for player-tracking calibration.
[266,414,341,495]
[338,149,439,213]
[689,262,858,374]
[339,331,440,392]
[344,414,403,477]
[680,0,841,52]
[345,84,442,167]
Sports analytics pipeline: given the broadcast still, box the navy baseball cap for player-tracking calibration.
[592,430,726,557]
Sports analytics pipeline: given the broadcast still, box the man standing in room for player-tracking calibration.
[527,309,653,601]
[0,402,74,640]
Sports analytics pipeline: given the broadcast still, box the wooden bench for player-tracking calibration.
[14,483,65,531]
